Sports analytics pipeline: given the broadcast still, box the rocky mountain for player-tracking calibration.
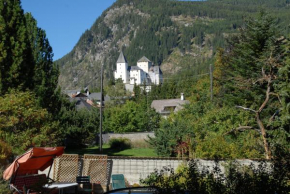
[55,0,290,90]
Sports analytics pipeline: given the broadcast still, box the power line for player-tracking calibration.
[162,72,210,80]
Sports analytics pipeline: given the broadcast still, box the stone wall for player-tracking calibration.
[108,157,185,184]
[102,132,155,144]
[107,158,261,185]
[43,157,261,186]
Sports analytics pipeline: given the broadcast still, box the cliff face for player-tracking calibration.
[56,0,290,90]
[57,3,149,90]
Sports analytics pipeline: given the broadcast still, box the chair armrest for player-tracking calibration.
[47,177,55,185]
[10,184,24,194]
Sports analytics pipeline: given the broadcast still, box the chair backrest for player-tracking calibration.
[25,174,47,187]
[54,154,79,183]
[83,154,108,185]
[11,174,47,193]
[76,176,90,184]
[111,174,126,190]
[12,176,25,192]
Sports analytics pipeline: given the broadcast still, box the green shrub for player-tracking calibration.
[0,167,12,194]
[0,140,12,166]
[109,138,131,150]
[141,158,290,194]
[131,140,151,149]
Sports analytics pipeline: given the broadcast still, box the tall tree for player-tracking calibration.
[58,106,100,148]
[275,35,290,151]
[104,100,160,133]
[105,78,130,106]
[0,0,60,114]
[217,12,288,159]
[0,0,34,94]
[25,13,59,111]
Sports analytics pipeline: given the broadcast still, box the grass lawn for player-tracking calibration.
[65,144,158,157]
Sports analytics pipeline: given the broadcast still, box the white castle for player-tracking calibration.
[114,51,163,86]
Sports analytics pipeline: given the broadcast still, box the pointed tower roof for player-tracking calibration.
[117,51,128,63]
[137,56,151,63]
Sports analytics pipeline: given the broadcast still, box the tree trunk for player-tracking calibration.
[256,112,272,159]
[256,81,272,159]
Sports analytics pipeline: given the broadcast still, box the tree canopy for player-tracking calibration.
[148,12,290,159]
[0,91,60,155]
[0,0,62,161]
[0,0,34,93]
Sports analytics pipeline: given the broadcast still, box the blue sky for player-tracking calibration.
[21,0,116,60]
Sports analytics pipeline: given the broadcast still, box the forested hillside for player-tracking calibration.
[0,0,289,176]
[0,1,289,192]
[146,11,290,160]
[55,0,290,160]
[56,0,290,90]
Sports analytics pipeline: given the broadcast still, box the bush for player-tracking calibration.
[140,159,290,194]
[0,167,11,194]
[0,140,12,166]
[109,138,131,150]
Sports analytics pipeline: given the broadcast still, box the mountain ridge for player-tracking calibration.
[56,0,290,90]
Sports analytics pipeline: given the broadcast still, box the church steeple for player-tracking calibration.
[117,51,128,63]
[115,51,129,84]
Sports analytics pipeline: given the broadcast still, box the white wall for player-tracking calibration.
[125,84,134,92]
[130,70,140,85]
[148,71,162,85]
[43,158,265,186]
[102,132,155,144]
[115,62,129,84]
[109,158,184,184]
[158,73,163,84]
[105,158,265,185]
[136,70,142,85]
[137,62,151,74]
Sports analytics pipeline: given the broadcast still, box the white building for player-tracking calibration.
[114,51,130,83]
[114,52,163,87]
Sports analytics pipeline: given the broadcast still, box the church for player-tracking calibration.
[114,51,163,87]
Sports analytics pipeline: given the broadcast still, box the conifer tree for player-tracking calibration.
[218,12,287,159]
[0,0,34,94]
[25,13,59,111]
[275,35,290,151]
[0,1,60,113]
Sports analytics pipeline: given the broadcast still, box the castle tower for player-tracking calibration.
[114,51,129,84]
[137,56,152,74]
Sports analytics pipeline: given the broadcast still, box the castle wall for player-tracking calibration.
[116,62,129,84]
[137,61,151,74]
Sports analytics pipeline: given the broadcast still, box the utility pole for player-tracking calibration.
[210,64,213,101]
[99,63,104,153]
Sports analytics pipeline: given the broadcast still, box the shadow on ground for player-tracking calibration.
[65,146,134,156]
